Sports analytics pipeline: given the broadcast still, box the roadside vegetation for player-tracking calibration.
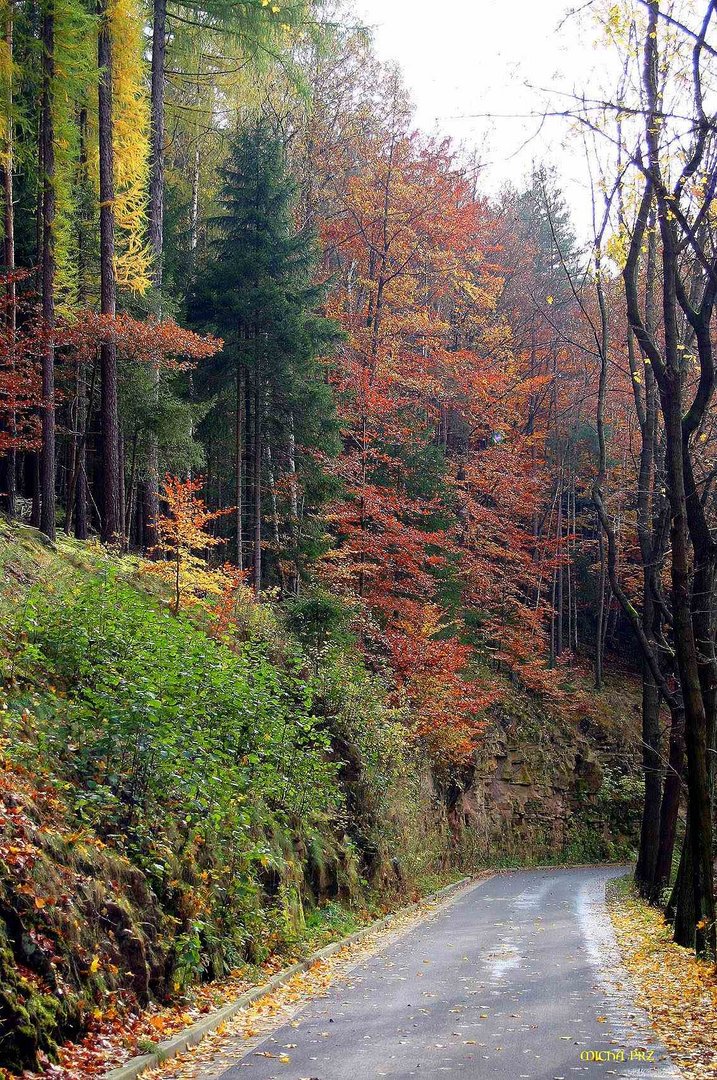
[0,520,641,1075]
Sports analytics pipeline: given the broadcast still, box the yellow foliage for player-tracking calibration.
[145,475,233,614]
[0,0,11,170]
[610,886,717,1078]
[52,0,97,313]
[108,0,152,292]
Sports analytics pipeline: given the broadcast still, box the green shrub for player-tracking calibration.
[12,572,344,958]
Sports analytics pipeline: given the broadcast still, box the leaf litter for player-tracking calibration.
[609,886,717,1079]
[144,892,466,1079]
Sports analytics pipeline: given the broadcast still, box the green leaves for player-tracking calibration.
[15,572,342,936]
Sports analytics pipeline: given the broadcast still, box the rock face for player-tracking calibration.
[445,684,643,862]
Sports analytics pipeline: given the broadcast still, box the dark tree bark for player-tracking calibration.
[1,0,16,517]
[651,707,685,901]
[594,528,606,689]
[144,0,166,551]
[74,357,89,539]
[235,365,243,570]
[39,1,56,542]
[631,232,668,897]
[253,377,262,595]
[636,672,662,890]
[30,453,40,527]
[118,427,125,548]
[616,3,717,955]
[98,0,120,542]
[669,821,696,947]
[66,106,90,539]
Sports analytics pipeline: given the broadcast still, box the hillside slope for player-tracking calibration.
[0,520,641,1074]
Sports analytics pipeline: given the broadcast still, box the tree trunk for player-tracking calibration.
[118,427,125,548]
[73,106,90,539]
[30,452,40,527]
[235,365,243,570]
[98,0,120,542]
[1,0,16,517]
[39,2,56,542]
[651,706,684,903]
[663,383,715,956]
[245,371,253,570]
[670,823,696,948]
[556,483,563,657]
[595,528,605,690]
[252,377,262,596]
[636,668,662,894]
[288,413,299,593]
[266,441,286,594]
[74,359,89,539]
[144,0,166,552]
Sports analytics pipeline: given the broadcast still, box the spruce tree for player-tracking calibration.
[191,118,341,593]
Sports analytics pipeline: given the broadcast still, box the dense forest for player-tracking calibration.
[1,0,716,1073]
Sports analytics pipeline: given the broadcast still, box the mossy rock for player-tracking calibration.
[0,920,81,1073]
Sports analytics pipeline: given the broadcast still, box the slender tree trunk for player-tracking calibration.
[30,453,40,526]
[98,0,120,542]
[651,706,684,902]
[549,567,556,668]
[65,374,78,535]
[556,484,563,657]
[74,359,89,538]
[670,822,696,947]
[144,0,166,552]
[288,413,299,593]
[266,441,286,594]
[148,0,165,278]
[636,665,662,893]
[189,142,200,263]
[39,2,56,542]
[245,371,253,569]
[252,377,262,596]
[73,106,89,538]
[595,529,606,689]
[125,428,138,541]
[118,428,125,548]
[235,365,243,570]
[1,1,16,517]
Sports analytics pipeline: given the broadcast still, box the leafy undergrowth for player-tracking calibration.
[0,521,457,1075]
[16,903,385,1080]
[608,879,717,1079]
[0,519,643,1076]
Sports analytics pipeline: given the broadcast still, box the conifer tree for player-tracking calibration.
[192,117,340,593]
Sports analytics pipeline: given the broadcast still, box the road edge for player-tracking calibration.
[102,874,480,1080]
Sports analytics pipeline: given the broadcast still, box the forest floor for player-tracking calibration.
[609,878,717,1079]
[144,866,677,1080]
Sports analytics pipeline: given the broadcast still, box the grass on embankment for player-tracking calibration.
[608,876,717,1079]
[0,519,457,1075]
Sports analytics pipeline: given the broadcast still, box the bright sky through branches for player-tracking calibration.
[354,0,614,237]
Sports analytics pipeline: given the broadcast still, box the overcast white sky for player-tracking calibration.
[353,0,613,236]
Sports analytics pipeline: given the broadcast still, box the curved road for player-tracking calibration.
[193,867,680,1079]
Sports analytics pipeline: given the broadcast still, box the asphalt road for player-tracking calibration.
[202,867,680,1080]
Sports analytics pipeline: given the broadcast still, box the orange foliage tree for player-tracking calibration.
[148,474,232,614]
[315,102,568,759]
